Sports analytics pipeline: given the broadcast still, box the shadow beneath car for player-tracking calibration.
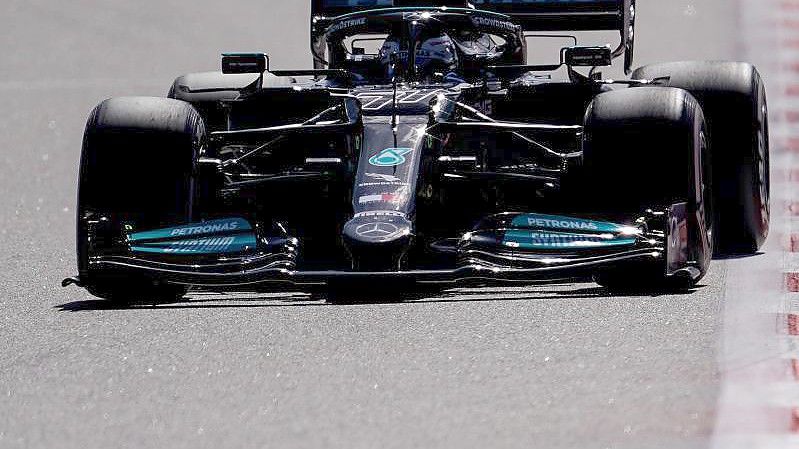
[55,291,321,312]
[396,284,702,306]
[55,281,703,312]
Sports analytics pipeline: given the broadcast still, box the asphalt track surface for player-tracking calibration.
[0,1,779,448]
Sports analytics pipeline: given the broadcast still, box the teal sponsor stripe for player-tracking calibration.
[129,218,252,242]
[510,213,624,233]
[131,233,257,255]
[502,229,637,250]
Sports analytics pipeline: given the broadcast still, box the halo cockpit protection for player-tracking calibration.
[312,0,636,73]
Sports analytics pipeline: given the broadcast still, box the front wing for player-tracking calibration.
[64,203,699,291]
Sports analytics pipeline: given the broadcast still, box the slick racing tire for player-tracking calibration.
[77,97,205,303]
[582,87,713,291]
[633,62,770,255]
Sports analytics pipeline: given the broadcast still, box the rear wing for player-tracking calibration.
[311,1,633,31]
[311,0,636,72]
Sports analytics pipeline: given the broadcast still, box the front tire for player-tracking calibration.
[77,97,204,303]
[582,87,713,291]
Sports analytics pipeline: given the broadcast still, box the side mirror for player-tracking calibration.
[563,46,613,67]
[222,53,269,74]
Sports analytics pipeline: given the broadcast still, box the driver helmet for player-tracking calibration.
[416,33,459,78]
[379,32,459,80]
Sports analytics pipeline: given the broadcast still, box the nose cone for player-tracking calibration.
[343,213,414,270]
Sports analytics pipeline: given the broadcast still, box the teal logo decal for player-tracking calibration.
[127,217,256,256]
[132,234,257,255]
[128,218,251,241]
[499,213,641,251]
[502,230,637,250]
[511,213,623,234]
[369,148,413,167]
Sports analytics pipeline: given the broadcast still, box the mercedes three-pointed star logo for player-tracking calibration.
[355,222,401,240]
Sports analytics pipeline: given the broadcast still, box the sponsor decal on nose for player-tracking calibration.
[365,172,402,183]
[359,193,400,204]
[368,148,413,167]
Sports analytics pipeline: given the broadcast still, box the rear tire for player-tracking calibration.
[582,87,713,291]
[77,97,204,302]
[633,62,769,255]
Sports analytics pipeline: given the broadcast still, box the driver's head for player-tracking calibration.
[379,31,459,81]
[416,34,459,79]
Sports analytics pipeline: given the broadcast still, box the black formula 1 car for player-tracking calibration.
[63,0,770,302]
